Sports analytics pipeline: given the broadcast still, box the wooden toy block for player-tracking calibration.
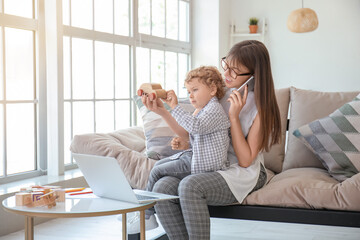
[31,192,44,202]
[28,192,57,208]
[37,192,57,209]
[15,192,32,206]
[54,189,65,202]
[16,185,65,208]
[137,83,167,100]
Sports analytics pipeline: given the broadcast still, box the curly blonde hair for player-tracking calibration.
[184,66,225,99]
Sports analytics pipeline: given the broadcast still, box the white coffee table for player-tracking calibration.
[2,195,155,240]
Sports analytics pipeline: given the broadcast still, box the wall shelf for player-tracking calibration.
[231,33,262,37]
[230,18,266,47]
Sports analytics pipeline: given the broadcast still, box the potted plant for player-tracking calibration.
[249,17,259,33]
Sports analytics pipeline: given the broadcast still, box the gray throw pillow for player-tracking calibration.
[293,93,360,182]
[134,95,194,160]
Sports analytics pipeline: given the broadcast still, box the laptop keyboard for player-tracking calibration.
[135,194,158,200]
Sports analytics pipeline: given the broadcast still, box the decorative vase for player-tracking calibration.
[249,25,258,34]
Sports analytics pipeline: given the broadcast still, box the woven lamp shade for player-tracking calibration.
[287,8,318,33]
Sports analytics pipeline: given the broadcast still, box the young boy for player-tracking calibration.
[127,66,231,233]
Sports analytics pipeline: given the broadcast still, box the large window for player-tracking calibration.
[0,0,46,183]
[63,0,191,166]
[0,0,191,183]
[138,0,189,41]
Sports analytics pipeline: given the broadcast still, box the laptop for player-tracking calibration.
[72,153,179,204]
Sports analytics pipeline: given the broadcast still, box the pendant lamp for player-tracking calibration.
[287,0,318,33]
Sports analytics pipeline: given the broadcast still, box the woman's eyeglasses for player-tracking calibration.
[221,57,252,78]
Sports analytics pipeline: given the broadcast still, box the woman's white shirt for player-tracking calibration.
[217,88,265,203]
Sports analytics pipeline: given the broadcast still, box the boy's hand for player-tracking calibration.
[163,90,178,109]
[171,137,189,150]
[141,94,167,116]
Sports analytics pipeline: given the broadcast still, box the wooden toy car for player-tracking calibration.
[137,83,167,101]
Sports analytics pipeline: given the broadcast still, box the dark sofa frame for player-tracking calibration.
[208,205,360,228]
[128,205,360,240]
[130,189,360,235]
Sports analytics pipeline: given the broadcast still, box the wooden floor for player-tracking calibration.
[0,214,359,240]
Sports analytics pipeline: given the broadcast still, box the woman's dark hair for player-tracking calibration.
[227,40,281,152]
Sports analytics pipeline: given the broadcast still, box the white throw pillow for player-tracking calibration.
[134,95,194,160]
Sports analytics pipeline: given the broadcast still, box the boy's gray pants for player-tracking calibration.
[145,151,193,217]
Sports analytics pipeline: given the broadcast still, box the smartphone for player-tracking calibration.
[237,75,254,93]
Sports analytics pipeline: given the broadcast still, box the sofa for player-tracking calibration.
[70,87,360,235]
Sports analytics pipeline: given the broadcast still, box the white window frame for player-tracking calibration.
[61,0,191,169]
[0,0,48,184]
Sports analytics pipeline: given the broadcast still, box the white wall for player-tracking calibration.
[192,0,220,67]
[219,0,231,62]
[192,0,360,92]
[192,0,231,68]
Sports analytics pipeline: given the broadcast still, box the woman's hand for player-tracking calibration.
[141,94,167,116]
[171,137,189,150]
[163,90,178,109]
[227,85,248,120]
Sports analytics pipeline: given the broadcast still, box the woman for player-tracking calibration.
[141,40,281,240]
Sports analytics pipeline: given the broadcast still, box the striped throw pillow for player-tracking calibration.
[134,95,194,160]
[293,93,360,182]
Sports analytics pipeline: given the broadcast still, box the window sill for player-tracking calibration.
[0,169,83,196]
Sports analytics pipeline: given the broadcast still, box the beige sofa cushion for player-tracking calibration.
[283,87,359,171]
[244,168,360,211]
[293,94,360,182]
[263,88,290,173]
[70,126,155,189]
